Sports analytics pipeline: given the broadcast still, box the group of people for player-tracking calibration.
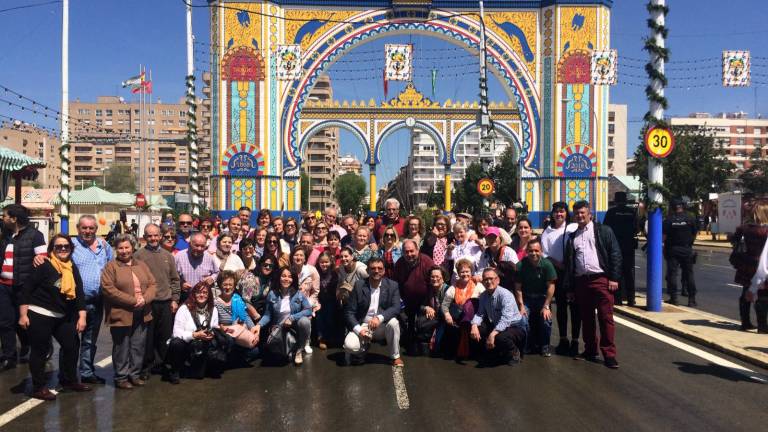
[5,194,682,402]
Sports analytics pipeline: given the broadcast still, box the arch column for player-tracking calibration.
[444,164,452,210]
[369,164,377,213]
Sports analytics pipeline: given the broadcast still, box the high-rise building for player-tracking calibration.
[670,112,768,171]
[0,123,61,188]
[199,72,214,204]
[607,103,627,176]
[68,96,208,197]
[391,129,512,209]
[303,75,339,211]
[339,154,363,175]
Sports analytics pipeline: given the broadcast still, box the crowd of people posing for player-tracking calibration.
[2,197,632,402]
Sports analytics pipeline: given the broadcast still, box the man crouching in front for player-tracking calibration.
[470,267,526,367]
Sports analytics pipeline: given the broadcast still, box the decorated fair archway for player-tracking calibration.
[210,1,614,224]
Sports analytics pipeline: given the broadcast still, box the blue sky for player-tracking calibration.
[1,0,767,186]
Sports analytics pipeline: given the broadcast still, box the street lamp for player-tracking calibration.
[100,167,108,189]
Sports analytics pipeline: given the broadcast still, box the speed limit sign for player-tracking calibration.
[477,178,495,197]
[645,126,675,159]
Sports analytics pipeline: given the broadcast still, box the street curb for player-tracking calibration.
[614,306,768,370]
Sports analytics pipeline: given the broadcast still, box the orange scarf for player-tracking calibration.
[50,255,76,300]
[454,279,475,306]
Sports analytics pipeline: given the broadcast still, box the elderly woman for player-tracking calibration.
[254,267,313,365]
[160,225,180,254]
[213,233,245,272]
[403,216,424,247]
[19,234,90,400]
[256,209,272,231]
[283,218,300,250]
[308,230,342,267]
[448,221,483,281]
[441,258,485,362]
[477,227,519,288]
[313,222,330,246]
[101,234,157,389]
[315,252,340,349]
[165,282,222,384]
[420,215,455,271]
[351,226,380,265]
[252,228,267,258]
[199,219,216,246]
[215,271,260,364]
[380,225,403,279]
[236,239,260,313]
[426,265,450,355]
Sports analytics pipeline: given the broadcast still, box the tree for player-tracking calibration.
[453,161,487,215]
[630,126,734,203]
[489,146,518,205]
[300,171,310,210]
[738,148,768,195]
[104,165,137,193]
[333,172,366,214]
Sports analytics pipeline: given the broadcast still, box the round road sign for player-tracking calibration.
[645,126,675,159]
[135,193,146,208]
[477,178,495,197]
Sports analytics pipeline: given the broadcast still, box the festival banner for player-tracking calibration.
[385,44,412,81]
[277,45,302,81]
[590,49,618,85]
[722,50,750,87]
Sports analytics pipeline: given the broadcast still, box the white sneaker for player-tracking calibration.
[304,343,313,354]
[294,351,303,365]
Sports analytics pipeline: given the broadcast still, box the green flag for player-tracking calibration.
[431,69,438,98]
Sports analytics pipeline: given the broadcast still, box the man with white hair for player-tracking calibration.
[375,198,406,242]
[323,206,348,239]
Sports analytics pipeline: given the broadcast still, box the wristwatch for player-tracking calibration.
[543,305,550,310]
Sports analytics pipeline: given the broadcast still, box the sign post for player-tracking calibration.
[644,127,675,159]
[477,178,495,198]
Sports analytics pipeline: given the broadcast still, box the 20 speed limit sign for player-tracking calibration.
[477,178,495,197]
[645,126,675,158]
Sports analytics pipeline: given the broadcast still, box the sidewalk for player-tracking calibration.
[615,294,768,369]
[693,233,730,249]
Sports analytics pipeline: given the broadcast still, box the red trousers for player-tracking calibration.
[575,275,616,359]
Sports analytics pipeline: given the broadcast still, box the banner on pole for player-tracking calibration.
[722,50,750,87]
[277,45,302,81]
[590,49,617,85]
[385,44,412,81]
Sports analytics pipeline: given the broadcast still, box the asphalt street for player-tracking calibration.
[633,247,742,322]
[0,315,766,431]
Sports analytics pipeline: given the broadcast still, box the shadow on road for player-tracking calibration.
[673,361,763,384]
[745,346,768,354]
[680,319,741,331]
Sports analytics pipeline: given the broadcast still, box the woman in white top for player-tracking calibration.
[166,282,221,384]
[448,221,483,281]
[290,246,320,353]
[539,201,580,356]
[213,233,245,272]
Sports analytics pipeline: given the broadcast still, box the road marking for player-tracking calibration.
[391,366,410,410]
[703,263,732,270]
[615,316,766,383]
[0,356,112,428]
[727,283,742,288]
[635,266,641,269]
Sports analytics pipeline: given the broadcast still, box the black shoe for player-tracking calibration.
[627,300,636,307]
[681,289,689,297]
[139,371,150,381]
[574,352,601,363]
[687,297,697,307]
[163,371,180,385]
[666,297,679,306]
[18,345,30,364]
[604,357,619,369]
[0,359,16,371]
[740,323,757,331]
[568,340,580,357]
[555,339,569,355]
[81,375,106,385]
[541,345,552,357]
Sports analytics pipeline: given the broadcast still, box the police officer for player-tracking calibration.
[663,198,698,306]
[603,192,639,306]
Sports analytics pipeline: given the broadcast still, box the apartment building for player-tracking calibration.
[303,75,339,211]
[0,122,61,188]
[607,103,627,176]
[68,96,208,197]
[670,112,768,171]
[339,154,363,175]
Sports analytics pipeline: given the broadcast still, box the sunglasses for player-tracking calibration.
[163,235,175,240]
[53,244,71,251]
[267,240,279,244]
[201,224,212,229]
[178,221,192,226]
[384,233,395,238]
[262,263,274,269]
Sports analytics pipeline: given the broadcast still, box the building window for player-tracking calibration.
[736,138,746,146]
[608,124,615,134]
[106,109,113,117]
[608,112,615,122]
[736,127,745,134]
[95,109,102,117]
[755,128,762,135]
[179,111,186,118]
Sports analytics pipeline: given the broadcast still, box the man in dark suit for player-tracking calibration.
[343,257,404,367]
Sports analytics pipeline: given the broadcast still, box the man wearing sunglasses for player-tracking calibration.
[174,214,195,251]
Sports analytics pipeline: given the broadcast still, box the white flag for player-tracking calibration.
[277,45,302,81]
[385,44,412,82]
[723,51,750,87]
[591,49,617,85]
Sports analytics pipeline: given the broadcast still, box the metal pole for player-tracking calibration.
[478,0,490,138]
[59,0,70,235]
[186,2,200,216]
[646,0,666,312]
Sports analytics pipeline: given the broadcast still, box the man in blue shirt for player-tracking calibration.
[471,267,526,366]
[71,215,113,384]
[174,213,195,251]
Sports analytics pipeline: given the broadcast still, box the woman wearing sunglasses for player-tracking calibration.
[19,234,91,400]
[160,225,180,255]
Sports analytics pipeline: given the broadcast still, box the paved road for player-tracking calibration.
[633,247,742,321]
[1,317,765,431]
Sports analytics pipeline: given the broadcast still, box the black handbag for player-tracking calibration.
[207,328,232,363]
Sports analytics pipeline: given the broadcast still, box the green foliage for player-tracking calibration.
[453,162,488,215]
[104,165,137,193]
[425,184,442,209]
[489,146,518,205]
[333,172,367,214]
[738,148,768,195]
[300,171,310,210]
[630,126,735,203]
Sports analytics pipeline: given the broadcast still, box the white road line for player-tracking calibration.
[0,356,112,428]
[392,366,410,410]
[634,266,641,269]
[703,263,732,270]
[615,316,767,383]
[727,283,743,288]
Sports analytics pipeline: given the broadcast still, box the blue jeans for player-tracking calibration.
[524,296,552,352]
[79,299,103,378]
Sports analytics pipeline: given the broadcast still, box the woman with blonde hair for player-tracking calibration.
[732,201,768,332]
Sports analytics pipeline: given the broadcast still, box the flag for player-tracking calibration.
[590,49,617,85]
[385,44,412,81]
[723,51,750,87]
[131,80,152,94]
[431,69,438,98]
[121,72,145,88]
[276,45,302,80]
[383,69,388,100]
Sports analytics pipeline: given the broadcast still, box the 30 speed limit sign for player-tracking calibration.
[645,126,675,158]
[477,178,495,197]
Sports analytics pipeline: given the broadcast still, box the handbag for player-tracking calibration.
[265,325,287,357]
[729,234,747,268]
[226,323,258,348]
[207,328,232,363]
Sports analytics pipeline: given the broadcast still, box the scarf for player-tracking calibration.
[453,279,475,306]
[50,255,76,300]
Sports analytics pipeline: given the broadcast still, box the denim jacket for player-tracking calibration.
[258,288,312,327]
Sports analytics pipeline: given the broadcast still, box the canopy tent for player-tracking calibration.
[51,185,135,206]
[0,147,46,203]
